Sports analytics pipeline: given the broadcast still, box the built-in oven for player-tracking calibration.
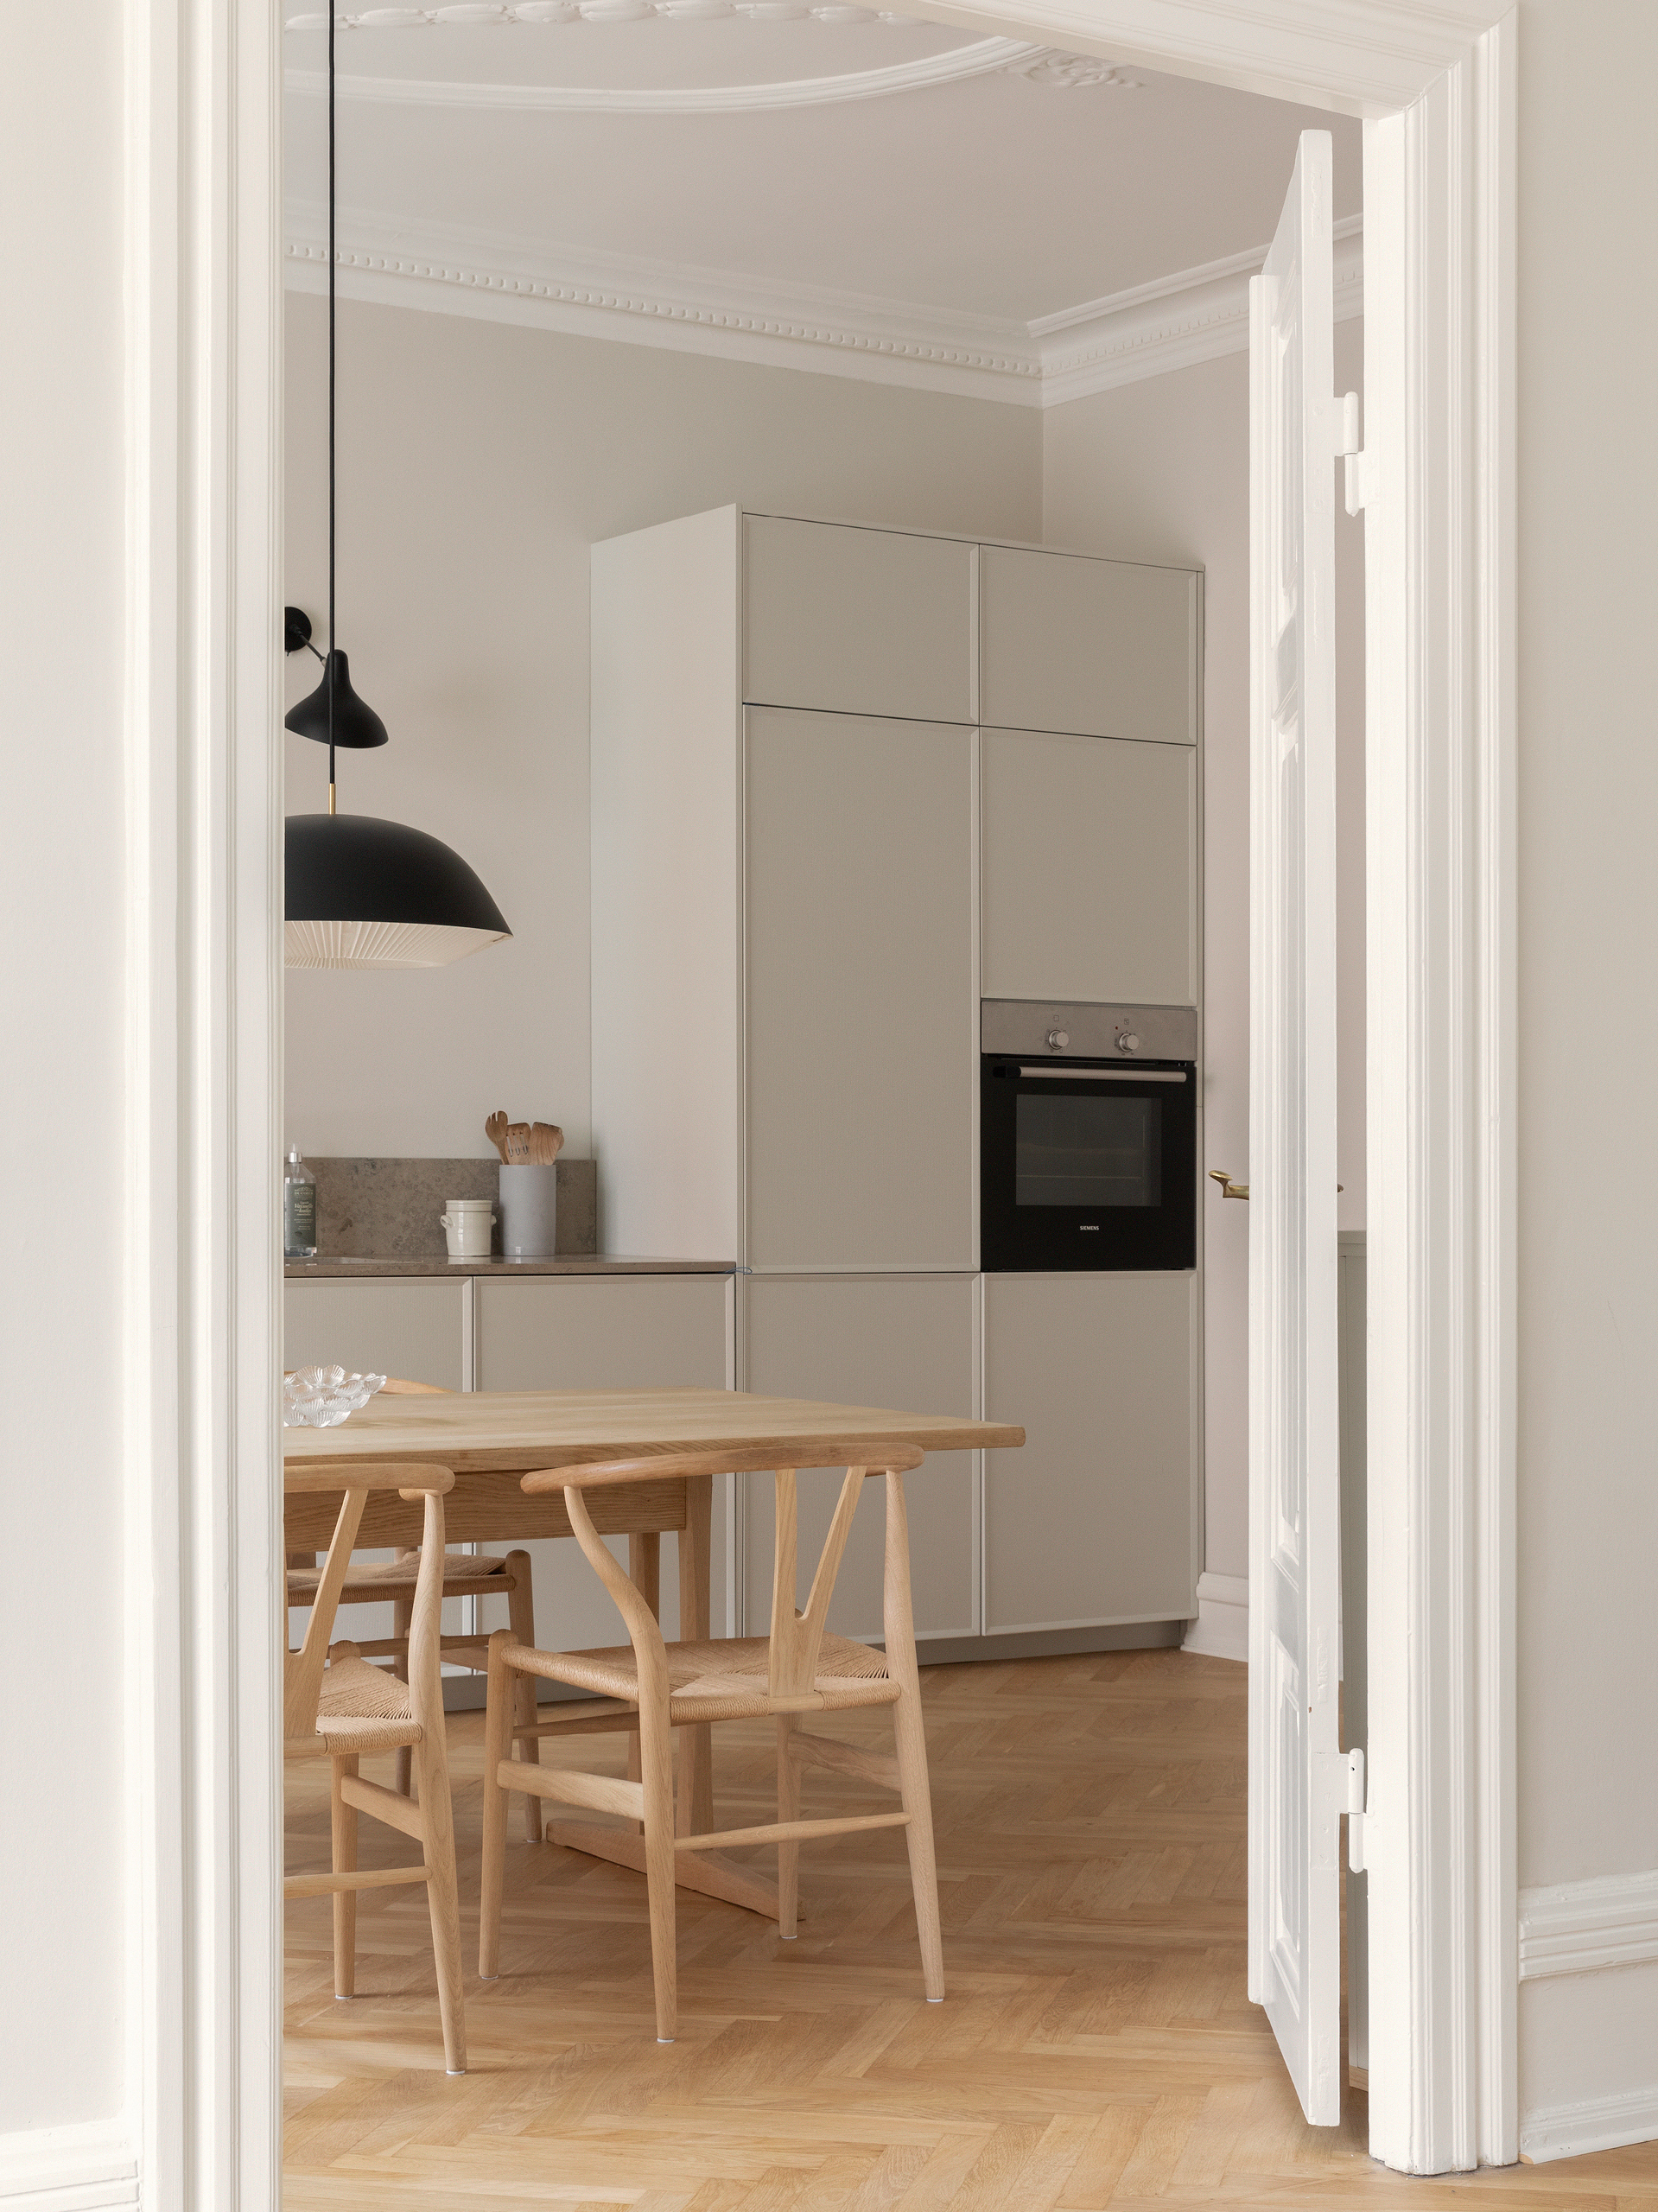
[981,1001,1198,1272]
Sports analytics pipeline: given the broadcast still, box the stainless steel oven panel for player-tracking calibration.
[981,999,1198,1063]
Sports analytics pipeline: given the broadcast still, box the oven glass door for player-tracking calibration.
[980,1056,1197,1270]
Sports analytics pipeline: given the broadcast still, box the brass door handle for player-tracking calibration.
[1207,1172,1344,1202]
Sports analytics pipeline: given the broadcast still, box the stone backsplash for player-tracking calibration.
[303,1156,598,1258]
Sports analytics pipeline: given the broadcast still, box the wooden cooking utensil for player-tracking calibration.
[530,1122,564,1166]
[485,1109,511,1164]
[505,1122,532,1164]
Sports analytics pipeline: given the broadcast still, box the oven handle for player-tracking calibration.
[1013,1065,1188,1083]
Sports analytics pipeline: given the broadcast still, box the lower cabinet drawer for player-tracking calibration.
[739,1273,979,1643]
[982,1272,1198,1633]
[473,1274,734,1653]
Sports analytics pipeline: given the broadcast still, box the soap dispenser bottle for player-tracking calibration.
[283,1144,318,1260]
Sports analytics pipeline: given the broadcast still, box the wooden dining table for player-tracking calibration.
[284,1384,1023,1917]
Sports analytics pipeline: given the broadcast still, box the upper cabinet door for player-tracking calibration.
[980,544,1199,744]
[981,728,1197,1006]
[746,707,976,1270]
[744,516,975,725]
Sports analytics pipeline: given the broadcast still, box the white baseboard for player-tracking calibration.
[1181,1571,1248,1663]
[1521,2083,1658,2164]
[1520,1867,1658,1980]
[0,2121,137,2211]
[1518,1871,1658,2162]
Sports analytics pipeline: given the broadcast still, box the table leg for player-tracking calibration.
[676,1475,715,1837]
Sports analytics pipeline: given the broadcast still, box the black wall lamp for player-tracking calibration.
[282,9,510,971]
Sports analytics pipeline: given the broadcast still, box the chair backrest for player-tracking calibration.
[283,1463,454,1745]
[523,1445,925,1700]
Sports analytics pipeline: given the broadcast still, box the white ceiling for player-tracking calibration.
[282,11,1361,397]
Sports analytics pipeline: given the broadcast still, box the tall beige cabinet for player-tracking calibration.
[592,507,1203,1647]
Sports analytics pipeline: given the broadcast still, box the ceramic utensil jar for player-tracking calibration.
[498,1164,557,1258]
[439,1196,495,1260]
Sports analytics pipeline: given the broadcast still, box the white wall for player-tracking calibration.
[284,296,1041,1163]
[1514,0,1658,2147]
[1042,325,1368,1583]
[0,0,127,2143]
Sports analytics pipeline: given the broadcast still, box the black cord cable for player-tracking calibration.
[327,0,337,811]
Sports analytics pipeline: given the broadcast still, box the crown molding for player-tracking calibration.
[283,36,1051,111]
[283,204,1362,405]
[1038,213,1362,401]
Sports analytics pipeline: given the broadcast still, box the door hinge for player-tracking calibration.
[1346,1745,1367,1872]
[1337,390,1372,513]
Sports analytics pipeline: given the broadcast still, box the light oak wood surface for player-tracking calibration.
[283,1646,1658,2209]
[281,1383,1023,1474]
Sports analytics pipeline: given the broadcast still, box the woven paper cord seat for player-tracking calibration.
[296,1649,424,1757]
[513,1632,899,1722]
[286,1548,514,1601]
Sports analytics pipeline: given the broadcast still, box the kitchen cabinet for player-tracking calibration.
[739,1274,978,1642]
[592,506,1201,1272]
[742,515,974,725]
[980,543,1199,746]
[474,1273,733,1649]
[981,727,1197,1007]
[981,1272,1198,1632]
[284,1276,467,1389]
[746,709,976,1271]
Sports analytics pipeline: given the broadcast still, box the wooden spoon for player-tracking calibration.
[485,1109,511,1164]
[505,1122,532,1164]
[530,1122,564,1166]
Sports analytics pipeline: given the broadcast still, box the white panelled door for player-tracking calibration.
[1248,129,1350,2129]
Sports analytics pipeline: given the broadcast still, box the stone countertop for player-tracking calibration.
[285,1255,736,1279]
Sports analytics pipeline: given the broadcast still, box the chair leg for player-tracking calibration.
[330,1754,359,1999]
[412,1717,467,2075]
[775,1715,800,1939]
[504,1551,542,1844]
[883,1469,944,2003]
[391,1586,414,1800]
[479,1630,514,1983]
[639,1674,678,2042]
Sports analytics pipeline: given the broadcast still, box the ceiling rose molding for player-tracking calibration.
[1002,48,1141,83]
[283,37,1075,111]
[283,204,1362,406]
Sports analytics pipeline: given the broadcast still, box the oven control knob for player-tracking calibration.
[1045,1029,1070,1050]
[1117,1033,1140,1053]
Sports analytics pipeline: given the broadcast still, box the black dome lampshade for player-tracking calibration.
[286,812,511,970]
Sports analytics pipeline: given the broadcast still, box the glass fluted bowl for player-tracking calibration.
[282,1366,388,1428]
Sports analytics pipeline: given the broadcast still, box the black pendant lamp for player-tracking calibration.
[283,16,510,972]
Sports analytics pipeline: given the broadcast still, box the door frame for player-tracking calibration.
[127,0,1515,2196]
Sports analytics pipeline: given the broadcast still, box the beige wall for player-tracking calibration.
[1043,326,1368,1583]
[1515,0,1658,2125]
[284,296,1042,1163]
[0,0,126,2139]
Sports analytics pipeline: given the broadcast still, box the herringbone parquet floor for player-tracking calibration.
[283,1647,1658,2209]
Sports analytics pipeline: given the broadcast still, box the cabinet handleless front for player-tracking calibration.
[981,728,1197,1007]
[982,1273,1198,1632]
[745,707,976,1271]
[740,1273,978,1642]
[473,1274,733,1652]
[743,516,975,724]
[980,544,1198,746]
[283,1277,467,1390]
[473,1274,730,1392]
